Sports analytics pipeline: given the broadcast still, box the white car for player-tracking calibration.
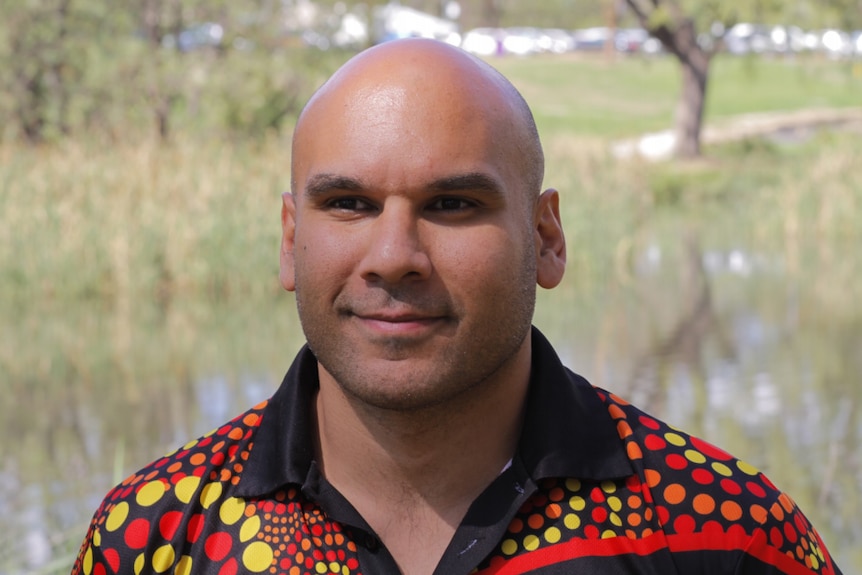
[461,27,502,56]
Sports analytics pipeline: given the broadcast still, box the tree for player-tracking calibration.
[0,0,100,142]
[587,0,862,159]
[617,2,711,158]
[618,0,793,159]
[0,0,334,143]
[814,0,862,32]
[622,1,711,158]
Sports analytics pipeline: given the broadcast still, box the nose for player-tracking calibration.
[357,200,432,285]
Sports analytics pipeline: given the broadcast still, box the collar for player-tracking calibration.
[519,328,633,480]
[234,345,320,497]
[236,326,632,498]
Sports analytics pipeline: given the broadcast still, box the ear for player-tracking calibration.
[534,188,566,289]
[279,192,297,292]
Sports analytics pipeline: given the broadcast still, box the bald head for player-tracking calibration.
[291,39,544,202]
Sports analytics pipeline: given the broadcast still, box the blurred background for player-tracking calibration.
[1,0,861,573]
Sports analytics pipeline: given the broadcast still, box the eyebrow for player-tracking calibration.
[427,173,504,197]
[303,172,504,199]
[304,174,365,198]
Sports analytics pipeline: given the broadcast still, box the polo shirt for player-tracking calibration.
[72,328,843,575]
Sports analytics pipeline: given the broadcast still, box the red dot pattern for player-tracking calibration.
[476,390,838,575]
[71,401,364,575]
[71,384,840,575]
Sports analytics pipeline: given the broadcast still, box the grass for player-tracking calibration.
[0,135,289,303]
[492,53,862,137]
[2,52,862,575]
[1,52,861,307]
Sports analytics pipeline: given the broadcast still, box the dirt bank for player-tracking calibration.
[611,107,862,161]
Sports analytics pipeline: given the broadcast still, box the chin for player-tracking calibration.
[337,365,466,413]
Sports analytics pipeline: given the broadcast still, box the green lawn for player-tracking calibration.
[490,53,862,137]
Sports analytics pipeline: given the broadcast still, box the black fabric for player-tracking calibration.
[71,327,843,575]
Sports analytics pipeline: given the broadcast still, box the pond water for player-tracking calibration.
[3,234,861,573]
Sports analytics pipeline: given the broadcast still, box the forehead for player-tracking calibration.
[291,48,526,193]
[309,92,501,174]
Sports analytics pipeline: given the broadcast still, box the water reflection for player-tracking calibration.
[3,234,861,572]
[536,231,862,569]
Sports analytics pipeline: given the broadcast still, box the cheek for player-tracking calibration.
[435,226,532,292]
[293,230,354,293]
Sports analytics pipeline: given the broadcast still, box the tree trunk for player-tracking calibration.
[482,0,501,27]
[53,0,73,136]
[620,1,715,160]
[19,73,47,143]
[603,0,618,61]
[672,21,711,159]
[156,96,171,141]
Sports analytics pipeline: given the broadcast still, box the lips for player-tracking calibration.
[340,298,455,340]
[352,309,447,327]
[337,291,453,320]
[355,311,440,323]
[333,288,457,339]
[346,315,443,345]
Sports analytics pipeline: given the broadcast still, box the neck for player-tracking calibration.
[313,337,532,572]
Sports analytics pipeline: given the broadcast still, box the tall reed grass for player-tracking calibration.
[3,53,861,575]
[1,126,860,311]
[1,134,289,305]
[548,129,861,298]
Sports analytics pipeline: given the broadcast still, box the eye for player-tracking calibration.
[428,197,476,211]
[327,197,374,212]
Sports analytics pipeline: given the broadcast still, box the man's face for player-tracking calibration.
[281,71,544,412]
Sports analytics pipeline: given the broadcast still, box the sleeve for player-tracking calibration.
[70,520,122,575]
[731,491,843,575]
[70,491,133,575]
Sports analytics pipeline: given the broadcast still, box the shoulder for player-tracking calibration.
[72,400,274,574]
[596,388,841,574]
[122,397,268,493]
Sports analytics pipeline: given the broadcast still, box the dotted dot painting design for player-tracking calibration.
[73,383,840,575]
[475,390,838,575]
[72,401,363,575]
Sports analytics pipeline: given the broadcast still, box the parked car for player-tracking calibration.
[818,28,853,58]
[571,27,612,51]
[461,27,502,56]
[500,27,545,56]
[161,22,224,52]
[539,28,576,54]
[615,28,662,54]
[723,23,773,54]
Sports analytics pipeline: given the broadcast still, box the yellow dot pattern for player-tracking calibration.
[69,400,364,575]
[70,379,842,575]
[474,389,841,575]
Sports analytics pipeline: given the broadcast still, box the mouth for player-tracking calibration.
[357,312,442,325]
[349,310,450,339]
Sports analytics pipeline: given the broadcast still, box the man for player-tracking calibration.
[72,39,842,575]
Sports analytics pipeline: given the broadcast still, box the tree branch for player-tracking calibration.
[621,0,649,30]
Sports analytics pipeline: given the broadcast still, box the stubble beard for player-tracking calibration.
[295,250,537,414]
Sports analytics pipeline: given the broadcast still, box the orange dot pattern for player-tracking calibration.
[475,389,841,575]
[70,372,842,575]
[71,401,363,575]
